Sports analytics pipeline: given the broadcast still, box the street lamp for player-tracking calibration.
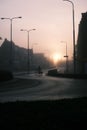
[20,29,36,73]
[61,41,68,73]
[63,0,76,74]
[1,16,22,71]
[0,37,2,47]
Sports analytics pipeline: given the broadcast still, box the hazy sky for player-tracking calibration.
[0,0,87,59]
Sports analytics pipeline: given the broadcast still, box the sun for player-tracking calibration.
[52,53,61,64]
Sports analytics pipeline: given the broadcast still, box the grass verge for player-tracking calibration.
[0,97,87,129]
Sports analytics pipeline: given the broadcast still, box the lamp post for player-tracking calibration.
[61,41,68,73]
[20,29,36,74]
[63,0,76,74]
[0,37,2,40]
[0,37,2,46]
[1,16,22,71]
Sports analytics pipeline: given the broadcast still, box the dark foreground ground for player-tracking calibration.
[0,97,87,130]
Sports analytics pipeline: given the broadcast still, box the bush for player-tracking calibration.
[0,70,13,81]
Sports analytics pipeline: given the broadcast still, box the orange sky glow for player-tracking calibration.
[0,0,87,62]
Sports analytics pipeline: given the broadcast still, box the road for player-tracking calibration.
[0,74,87,102]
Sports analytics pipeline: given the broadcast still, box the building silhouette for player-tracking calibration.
[0,39,52,71]
[77,12,87,74]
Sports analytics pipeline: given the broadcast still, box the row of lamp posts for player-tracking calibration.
[1,0,76,74]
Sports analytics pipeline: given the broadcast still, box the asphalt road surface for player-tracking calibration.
[0,74,87,102]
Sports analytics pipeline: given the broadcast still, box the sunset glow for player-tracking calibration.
[0,0,87,60]
[52,53,62,64]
